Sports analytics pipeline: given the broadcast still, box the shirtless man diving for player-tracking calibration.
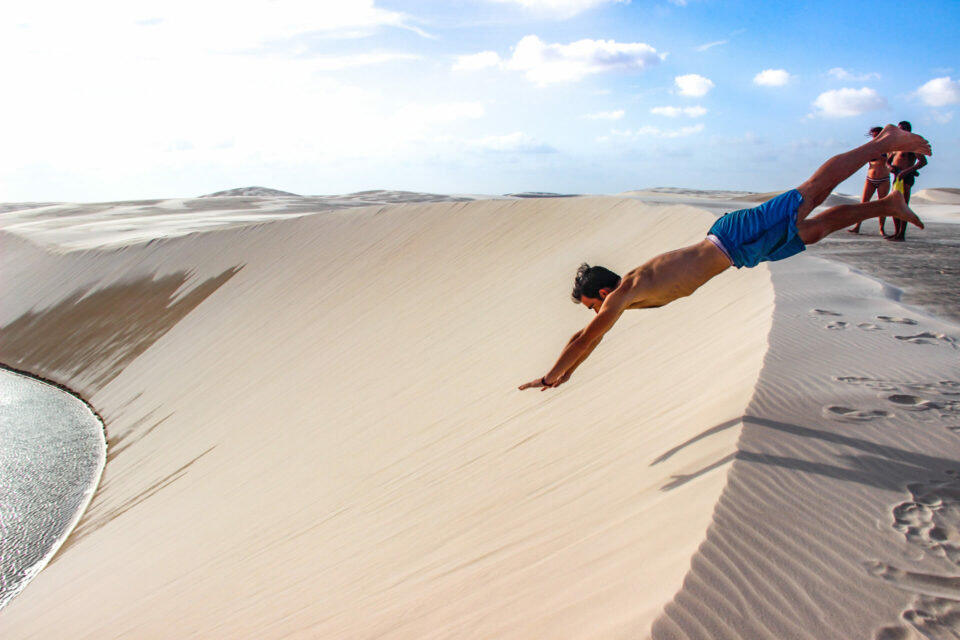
[519,124,932,392]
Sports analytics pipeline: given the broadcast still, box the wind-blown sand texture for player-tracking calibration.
[1,189,959,638]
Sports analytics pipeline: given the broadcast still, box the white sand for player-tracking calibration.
[1,191,959,638]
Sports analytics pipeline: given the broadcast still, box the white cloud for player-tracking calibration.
[395,102,485,124]
[487,0,628,19]
[0,2,426,76]
[610,123,704,138]
[812,87,887,118]
[753,69,790,87]
[2,1,424,55]
[507,35,665,85]
[584,110,625,120]
[828,67,881,82]
[469,132,555,153]
[651,106,707,117]
[312,52,421,71]
[696,40,727,52]
[389,102,486,144]
[454,51,502,71]
[668,0,688,5]
[674,74,714,97]
[0,0,435,172]
[929,110,954,124]
[916,77,960,107]
[708,132,764,146]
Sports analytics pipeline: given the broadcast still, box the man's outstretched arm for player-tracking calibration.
[518,291,628,391]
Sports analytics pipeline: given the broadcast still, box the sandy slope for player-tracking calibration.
[0,196,771,638]
[653,257,960,639]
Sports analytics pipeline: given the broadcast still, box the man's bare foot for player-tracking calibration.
[847,226,860,233]
[883,190,924,228]
[877,124,933,155]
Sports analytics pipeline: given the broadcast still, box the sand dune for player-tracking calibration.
[2,192,959,638]
[619,187,860,207]
[0,196,770,638]
[0,191,483,252]
[201,186,303,197]
[913,188,960,205]
[620,187,767,201]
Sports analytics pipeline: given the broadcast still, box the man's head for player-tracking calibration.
[898,120,912,132]
[868,126,883,138]
[572,263,621,312]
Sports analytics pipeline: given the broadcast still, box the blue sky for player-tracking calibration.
[1,0,957,201]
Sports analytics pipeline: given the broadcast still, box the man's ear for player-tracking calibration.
[598,288,611,300]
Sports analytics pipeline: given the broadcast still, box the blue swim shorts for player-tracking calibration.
[707,189,806,269]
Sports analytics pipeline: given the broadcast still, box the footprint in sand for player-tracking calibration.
[895,332,959,350]
[811,309,843,317]
[891,476,960,565]
[884,394,960,417]
[857,322,884,331]
[866,475,960,639]
[833,376,900,392]
[835,375,874,384]
[824,405,892,421]
[937,381,960,396]
[866,561,960,640]
[901,381,960,395]
[839,378,960,396]
[878,315,919,325]
[833,378,960,423]
[886,394,943,412]
[826,320,849,330]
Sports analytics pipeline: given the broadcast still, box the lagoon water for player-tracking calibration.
[0,369,105,610]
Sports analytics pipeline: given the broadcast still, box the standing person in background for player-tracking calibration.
[886,121,928,241]
[849,126,891,234]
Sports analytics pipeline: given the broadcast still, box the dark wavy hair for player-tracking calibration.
[571,263,621,303]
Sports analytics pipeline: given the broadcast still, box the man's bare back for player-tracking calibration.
[616,239,732,310]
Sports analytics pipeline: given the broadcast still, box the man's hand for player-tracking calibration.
[518,372,571,391]
[519,284,627,393]
[518,376,552,391]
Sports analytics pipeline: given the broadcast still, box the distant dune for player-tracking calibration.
[504,191,579,198]
[200,186,481,203]
[913,188,960,204]
[619,187,860,208]
[200,186,302,198]
[619,187,760,200]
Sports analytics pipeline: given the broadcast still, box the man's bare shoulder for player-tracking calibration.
[614,268,660,310]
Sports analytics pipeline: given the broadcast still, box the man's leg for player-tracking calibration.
[889,178,914,241]
[797,190,920,246]
[794,124,931,223]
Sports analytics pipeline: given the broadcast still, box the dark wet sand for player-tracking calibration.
[806,221,960,325]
